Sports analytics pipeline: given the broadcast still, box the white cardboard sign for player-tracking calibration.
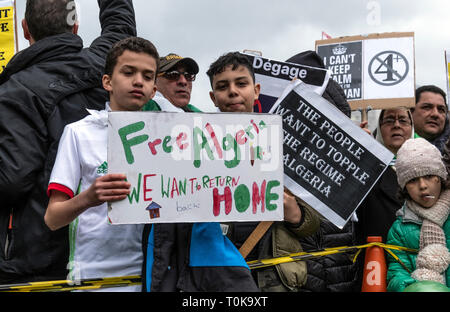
[107,112,284,224]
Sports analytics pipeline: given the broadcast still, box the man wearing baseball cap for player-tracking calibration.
[143,53,202,112]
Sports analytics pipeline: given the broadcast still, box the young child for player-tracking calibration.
[44,37,159,291]
[206,52,320,291]
[387,137,450,291]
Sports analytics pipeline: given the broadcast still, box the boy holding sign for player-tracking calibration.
[44,37,159,291]
[207,52,320,291]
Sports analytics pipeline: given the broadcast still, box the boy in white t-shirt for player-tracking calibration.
[44,37,159,291]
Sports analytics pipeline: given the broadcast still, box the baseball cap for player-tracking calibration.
[159,53,199,74]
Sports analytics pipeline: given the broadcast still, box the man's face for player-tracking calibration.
[209,65,260,113]
[412,91,448,140]
[103,50,157,111]
[156,65,193,108]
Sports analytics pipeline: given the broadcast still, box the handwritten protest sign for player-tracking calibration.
[0,0,16,74]
[316,32,415,111]
[107,112,284,224]
[270,81,393,228]
[239,52,330,113]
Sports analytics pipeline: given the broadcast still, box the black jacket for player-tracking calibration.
[297,220,359,292]
[0,0,136,283]
[355,166,401,244]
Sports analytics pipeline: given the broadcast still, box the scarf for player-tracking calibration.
[407,189,450,284]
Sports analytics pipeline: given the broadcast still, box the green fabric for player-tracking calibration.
[142,99,161,111]
[403,280,450,292]
[185,104,202,112]
[255,204,320,292]
[386,205,450,291]
[142,99,202,112]
[271,223,307,290]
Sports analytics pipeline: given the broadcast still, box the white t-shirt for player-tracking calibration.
[48,105,143,292]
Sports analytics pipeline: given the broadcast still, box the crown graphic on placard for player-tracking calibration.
[332,44,347,55]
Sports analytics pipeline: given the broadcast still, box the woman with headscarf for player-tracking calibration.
[354,107,417,288]
[356,106,417,244]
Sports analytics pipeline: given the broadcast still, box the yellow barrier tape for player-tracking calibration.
[0,275,141,292]
[246,242,417,270]
[0,243,417,292]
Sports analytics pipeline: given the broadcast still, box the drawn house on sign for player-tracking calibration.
[146,202,161,219]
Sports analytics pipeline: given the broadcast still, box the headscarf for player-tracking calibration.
[374,107,415,148]
[374,107,415,166]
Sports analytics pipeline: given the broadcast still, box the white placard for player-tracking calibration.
[363,36,415,100]
[107,112,284,224]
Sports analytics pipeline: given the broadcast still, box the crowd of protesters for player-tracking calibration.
[0,0,449,292]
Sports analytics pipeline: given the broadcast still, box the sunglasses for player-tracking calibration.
[158,70,196,82]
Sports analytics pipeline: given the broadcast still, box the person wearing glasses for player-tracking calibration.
[357,107,417,242]
[143,53,202,112]
[355,107,418,286]
[140,52,258,291]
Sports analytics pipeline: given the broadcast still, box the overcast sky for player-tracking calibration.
[14,0,450,117]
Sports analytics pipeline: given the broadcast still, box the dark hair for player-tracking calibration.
[25,0,75,42]
[104,37,160,77]
[397,177,450,201]
[415,85,447,106]
[206,52,255,87]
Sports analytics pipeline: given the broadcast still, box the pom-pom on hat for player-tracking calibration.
[396,138,448,189]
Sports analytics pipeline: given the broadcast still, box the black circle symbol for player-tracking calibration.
[368,51,409,86]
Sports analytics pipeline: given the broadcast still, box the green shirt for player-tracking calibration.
[142,99,202,112]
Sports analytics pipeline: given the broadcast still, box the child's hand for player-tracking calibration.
[283,188,302,224]
[45,173,131,231]
[85,173,131,207]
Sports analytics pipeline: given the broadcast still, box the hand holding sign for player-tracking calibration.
[283,188,302,224]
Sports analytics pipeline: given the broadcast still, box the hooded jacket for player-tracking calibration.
[0,0,136,283]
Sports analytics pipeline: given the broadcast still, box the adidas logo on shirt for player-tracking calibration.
[97,161,108,174]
